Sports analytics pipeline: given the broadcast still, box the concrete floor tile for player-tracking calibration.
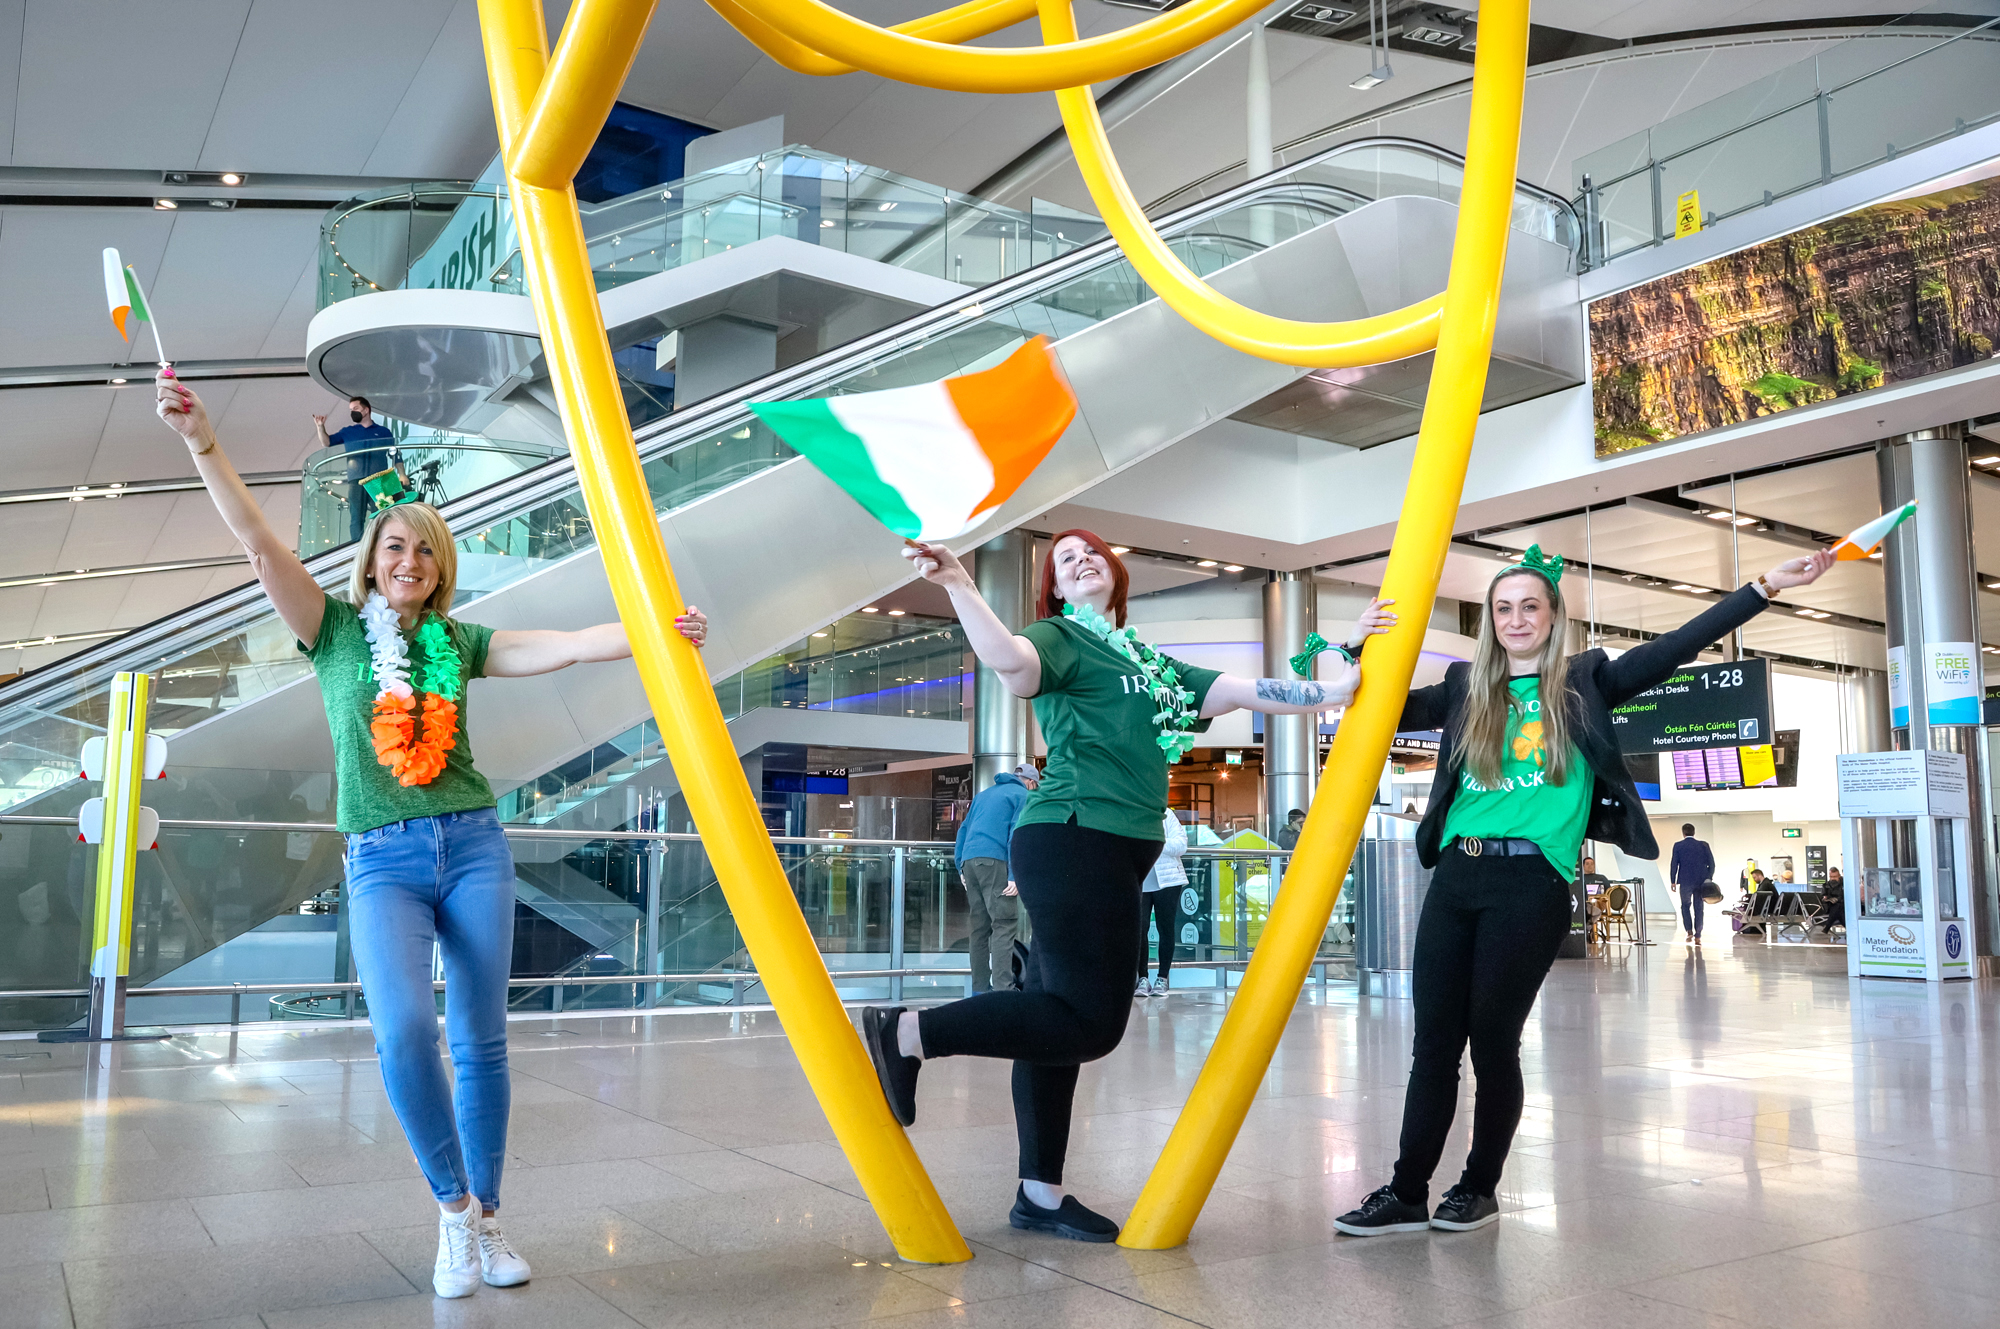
[43,1150,306,1208]
[362,1204,697,1284]
[1120,1240,1506,1329]
[0,1261,74,1329]
[1629,1252,1998,1328]
[1450,1289,1760,1329]
[261,1277,646,1329]
[282,1142,426,1188]
[0,1197,214,1267]
[191,1177,439,1246]
[609,1181,887,1256]
[0,1161,51,1214]
[575,1242,958,1328]
[866,1284,1193,1328]
[61,1231,414,1329]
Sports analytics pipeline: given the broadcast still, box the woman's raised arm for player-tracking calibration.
[903,541,1042,696]
[157,370,326,648]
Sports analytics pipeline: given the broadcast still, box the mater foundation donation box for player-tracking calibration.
[1836,750,1973,982]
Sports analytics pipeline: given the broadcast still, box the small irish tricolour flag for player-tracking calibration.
[1832,500,1916,560]
[748,337,1076,541]
[103,248,150,340]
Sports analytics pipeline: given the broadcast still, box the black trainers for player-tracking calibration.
[860,1006,919,1127]
[1430,1184,1499,1231]
[1333,1184,1431,1236]
[1009,1186,1119,1243]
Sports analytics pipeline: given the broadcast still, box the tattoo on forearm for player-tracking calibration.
[1256,678,1333,707]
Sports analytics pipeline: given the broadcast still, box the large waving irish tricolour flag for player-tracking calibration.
[748,337,1076,542]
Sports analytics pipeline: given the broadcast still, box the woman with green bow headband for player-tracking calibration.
[1335,539,1833,1239]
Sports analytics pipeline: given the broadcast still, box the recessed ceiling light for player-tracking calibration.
[861,607,879,613]
[1670,583,1701,592]
[1197,559,1218,568]
[878,201,896,211]
[109,377,126,385]
[1110,545,1130,554]
[811,632,829,638]
[820,219,834,228]
[1223,564,1244,572]
[219,172,243,186]
[888,609,905,616]
[153,198,178,210]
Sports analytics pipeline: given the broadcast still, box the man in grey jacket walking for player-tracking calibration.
[955,763,1038,992]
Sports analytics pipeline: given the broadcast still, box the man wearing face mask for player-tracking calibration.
[314,396,398,548]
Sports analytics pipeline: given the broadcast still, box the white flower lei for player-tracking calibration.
[1062,602,1200,762]
[360,592,414,700]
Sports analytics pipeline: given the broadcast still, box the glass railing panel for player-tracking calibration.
[299,437,566,556]
[1658,99,1824,227]
[1826,34,2000,175]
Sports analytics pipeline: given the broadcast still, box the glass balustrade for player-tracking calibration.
[0,811,1354,1032]
[1573,5,2000,265]
[299,436,567,556]
[316,146,1108,310]
[0,135,1576,824]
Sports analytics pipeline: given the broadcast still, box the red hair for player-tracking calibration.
[1038,529,1132,627]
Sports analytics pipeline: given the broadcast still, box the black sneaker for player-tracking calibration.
[860,1006,919,1127]
[1333,1184,1431,1236]
[1430,1184,1499,1231]
[1009,1186,1119,1243]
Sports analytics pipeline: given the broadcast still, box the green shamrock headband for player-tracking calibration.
[1504,543,1565,590]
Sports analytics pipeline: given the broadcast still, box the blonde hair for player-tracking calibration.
[346,502,458,617]
[1455,568,1576,788]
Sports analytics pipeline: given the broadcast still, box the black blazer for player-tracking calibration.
[1401,585,1771,868]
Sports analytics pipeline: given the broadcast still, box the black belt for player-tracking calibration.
[1451,836,1542,858]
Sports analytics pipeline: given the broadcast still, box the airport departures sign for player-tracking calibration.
[1609,659,1773,756]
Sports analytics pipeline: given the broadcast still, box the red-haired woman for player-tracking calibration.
[862,530,1391,1241]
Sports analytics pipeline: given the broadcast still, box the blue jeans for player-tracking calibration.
[1679,886,1704,937]
[344,807,515,1208]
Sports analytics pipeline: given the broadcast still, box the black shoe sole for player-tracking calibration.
[1332,1217,1430,1237]
[1009,1210,1119,1243]
[860,1008,916,1127]
[1430,1211,1500,1232]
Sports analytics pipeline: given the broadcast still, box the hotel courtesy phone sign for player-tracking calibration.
[1609,659,1773,755]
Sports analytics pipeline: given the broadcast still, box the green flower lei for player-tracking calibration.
[410,617,464,702]
[1062,602,1200,763]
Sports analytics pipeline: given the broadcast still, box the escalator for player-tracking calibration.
[0,138,1582,1024]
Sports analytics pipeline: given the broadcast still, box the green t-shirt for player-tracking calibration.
[1440,676,1591,880]
[1017,617,1221,842]
[301,593,498,834]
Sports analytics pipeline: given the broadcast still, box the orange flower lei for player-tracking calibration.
[361,594,462,787]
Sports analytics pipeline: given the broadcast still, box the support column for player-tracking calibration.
[973,530,1034,793]
[1878,425,1996,960]
[1246,22,1273,250]
[1263,571,1316,840]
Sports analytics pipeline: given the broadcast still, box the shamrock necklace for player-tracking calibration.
[1061,602,1200,762]
[360,592,463,787]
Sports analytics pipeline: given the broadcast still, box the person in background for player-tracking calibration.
[957,763,1038,994]
[1669,822,1714,945]
[1739,856,1759,895]
[315,396,398,547]
[1277,808,1306,851]
[1818,867,1846,934]
[1745,868,1775,924]
[1138,810,1189,996]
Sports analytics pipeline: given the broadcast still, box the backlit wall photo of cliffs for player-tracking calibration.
[1590,172,2000,457]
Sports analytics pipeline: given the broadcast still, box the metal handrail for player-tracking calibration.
[0,133,1547,718]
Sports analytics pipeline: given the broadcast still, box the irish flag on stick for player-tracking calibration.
[102,247,168,366]
[748,337,1077,541]
[1832,500,1917,560]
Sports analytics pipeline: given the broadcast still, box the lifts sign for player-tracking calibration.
[1609,659,1774,756]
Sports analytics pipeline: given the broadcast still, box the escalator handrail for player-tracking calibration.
[0,135,1572,717]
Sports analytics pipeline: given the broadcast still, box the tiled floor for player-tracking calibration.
[3,940,1998,1328]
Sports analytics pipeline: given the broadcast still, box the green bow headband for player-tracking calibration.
[1289,631,1355,678]
[1506,543,1565,587]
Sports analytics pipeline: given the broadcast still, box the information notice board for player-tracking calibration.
[1610,659,1774,757]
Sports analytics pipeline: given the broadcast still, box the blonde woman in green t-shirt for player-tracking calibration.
[858,528,1392,1243]
[157,372,705,1299]
[1335,542,1832,1238]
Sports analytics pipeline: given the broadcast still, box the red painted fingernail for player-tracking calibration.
[162,368,176,377]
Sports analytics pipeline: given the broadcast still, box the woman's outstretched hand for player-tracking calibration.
[901,540,972,590]
[1762,549,1836,591]
[1346,596,1398,650]
[155,369,214,451]
[675,605,708,650]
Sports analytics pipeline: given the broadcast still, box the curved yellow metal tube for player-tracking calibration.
[511,0,661,188]
[711,0,1270,93]
[709,0,1038,78]
[1117,0,1532,1250]
[476,0,970,1265]
[1038,0,1441,368]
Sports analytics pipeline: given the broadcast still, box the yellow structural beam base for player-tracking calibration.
[475,0,969,1265]
[1118,0,1533,1249]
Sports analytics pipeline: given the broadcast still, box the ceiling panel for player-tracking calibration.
[210,377,349,470]
[198,0,459,175]
[0,387,116,491]
[0,209,175,366]
[47,492,180,574]
[84,381,243,485]
[358,0,499,181]
[147,210,329,359]
[0,1,21,170]
[0,503,81,579]
[11,0,249,169]
[1683,451,1880,537]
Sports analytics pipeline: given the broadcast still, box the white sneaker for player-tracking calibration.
[478,1214,532,1287]
[1135,977,1150,998]
[1151,977,1168,996]
[434,1203,482,1298]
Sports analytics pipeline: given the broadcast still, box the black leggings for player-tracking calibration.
[1390,845,1573,1204]
[919,821,1160,1183]
[1138,889,1178,981]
